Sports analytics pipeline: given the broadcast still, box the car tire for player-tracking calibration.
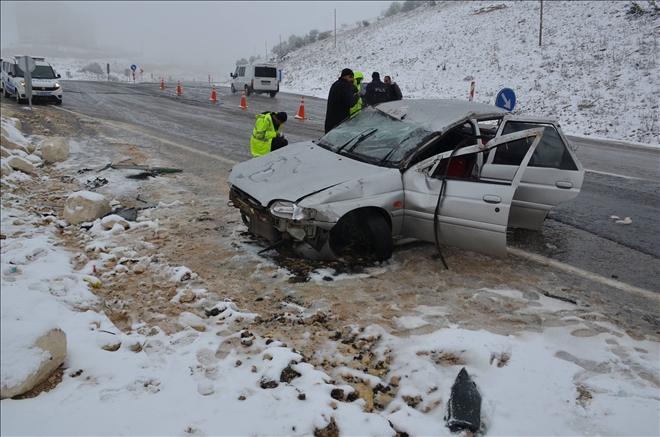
[55,99,62,106]
[240,213,250,227]
[3,89,9,98]
[269,92,277,98]
[231,84,236,93]
[330,210,393,262]
[244,85,251,97]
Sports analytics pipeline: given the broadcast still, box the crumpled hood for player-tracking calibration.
[228,141,388,207]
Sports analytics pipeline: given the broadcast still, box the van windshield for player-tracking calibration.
[15,65,57,79]
[254,67,277,78]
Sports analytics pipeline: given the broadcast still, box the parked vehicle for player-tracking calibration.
[230,64,279,97]
[2,56,62,105]
[228,99,584,262]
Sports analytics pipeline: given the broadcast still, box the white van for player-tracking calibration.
[2,56,63,105]
[230,64,279,98]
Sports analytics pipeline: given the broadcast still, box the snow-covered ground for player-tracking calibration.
[1,101,659,435]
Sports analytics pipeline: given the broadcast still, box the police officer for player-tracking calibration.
[250,111,288,157]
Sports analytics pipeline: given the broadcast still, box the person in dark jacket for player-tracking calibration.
[384,75,403,101]
[364,72,389,107]
[324,68,360,134]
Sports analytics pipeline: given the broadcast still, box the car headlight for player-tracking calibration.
[55,82,61,88]
[20,81,25,87]
[270,201,316,220]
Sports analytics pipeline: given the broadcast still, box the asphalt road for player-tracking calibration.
[15,80,660,293]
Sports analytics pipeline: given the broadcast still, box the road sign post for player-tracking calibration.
[17,56,36,109]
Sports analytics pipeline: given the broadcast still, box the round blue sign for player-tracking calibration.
[131,64,137,71]
[496,88,516,112]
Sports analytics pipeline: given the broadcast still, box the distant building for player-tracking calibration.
[14,2,97,49]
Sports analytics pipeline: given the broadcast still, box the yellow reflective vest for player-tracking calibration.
[250,112,282,157]
[350,71,364,118]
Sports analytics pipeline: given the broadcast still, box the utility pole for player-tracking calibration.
[334,9,337,49]
[539,0,543,46]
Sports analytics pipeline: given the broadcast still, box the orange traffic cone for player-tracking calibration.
[294,96,307,120]
[210,84,218,102]
[160,78,165,90]
[177,80,183,95]
[238,90,248,109]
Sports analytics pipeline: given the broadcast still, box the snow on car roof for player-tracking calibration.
[376,99,509,133]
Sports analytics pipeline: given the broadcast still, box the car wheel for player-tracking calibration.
[231,84,236,93]
[330,210,393,262]
[3,88,9,98]
[240,213,250,227]
[55,99,62,106]
[244,85,251,97]
[269,92,277,98]
[15,92,22,104]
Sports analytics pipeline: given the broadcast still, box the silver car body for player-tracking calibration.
[228,99,584,260]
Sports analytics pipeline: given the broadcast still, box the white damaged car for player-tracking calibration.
[228,99,584,262]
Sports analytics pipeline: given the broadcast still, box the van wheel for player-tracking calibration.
[329,210,393,262]
[244,85,251,97]
[3,89,9,98]
[15,93,23,104]
[230,84,236,93]
[269,92,277,98]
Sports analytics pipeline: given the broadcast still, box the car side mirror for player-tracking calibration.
[7,72,13,77]
[57,73,61,78]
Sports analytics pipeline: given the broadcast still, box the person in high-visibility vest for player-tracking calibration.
[250,111,288,157]
[350,71,364,118]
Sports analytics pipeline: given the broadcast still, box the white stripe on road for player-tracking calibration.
[508,247,659,302]
[585,168,656,182]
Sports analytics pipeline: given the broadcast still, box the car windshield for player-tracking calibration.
[317,106,432,167]
[15,65,56,79]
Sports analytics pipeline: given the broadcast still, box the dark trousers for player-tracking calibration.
[271,136,288,152]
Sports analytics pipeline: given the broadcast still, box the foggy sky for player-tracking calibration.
[1,1,391,74]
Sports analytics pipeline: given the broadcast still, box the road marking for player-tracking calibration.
[585,168,656,182]
[55,106,239,165]
[508,247,659,302]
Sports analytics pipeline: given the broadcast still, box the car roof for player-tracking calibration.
[376,99,509,133]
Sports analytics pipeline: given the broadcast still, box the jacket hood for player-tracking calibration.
[228,141,388,207]
[354,71,364,79]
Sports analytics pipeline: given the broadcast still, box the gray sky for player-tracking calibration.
[1,1,391,73]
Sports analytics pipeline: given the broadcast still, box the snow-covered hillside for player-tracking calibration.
[279,1,659,146]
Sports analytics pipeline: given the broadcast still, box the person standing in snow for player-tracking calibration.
[324,68,360,134]
[250,111,288,157]
[350,71,365,118]
[364,72,389,107]
[384,75,403,101]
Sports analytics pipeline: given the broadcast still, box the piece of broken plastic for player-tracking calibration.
[446,367,482,433]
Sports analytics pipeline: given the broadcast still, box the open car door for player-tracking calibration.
[401,128,543,257]
[480,116,585,230]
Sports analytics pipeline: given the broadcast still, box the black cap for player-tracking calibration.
[341,68,354,78]
[275,112,287,122]
[372,72,380,79]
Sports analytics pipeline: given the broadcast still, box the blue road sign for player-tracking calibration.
[496,88,516,111]
[131,64,137,71]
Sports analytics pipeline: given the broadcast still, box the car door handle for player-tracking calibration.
[555,181,573,189]
[483,195,502,204]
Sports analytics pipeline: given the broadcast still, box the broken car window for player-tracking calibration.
[320,107,432,167]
